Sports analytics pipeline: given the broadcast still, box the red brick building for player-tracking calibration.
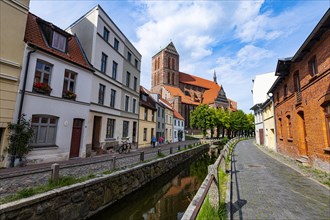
[269,9,330,171]
[151,42,237,130]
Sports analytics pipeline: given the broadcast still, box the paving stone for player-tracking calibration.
[231,140,330,220]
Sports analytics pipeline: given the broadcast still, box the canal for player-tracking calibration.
[89,150,218,220]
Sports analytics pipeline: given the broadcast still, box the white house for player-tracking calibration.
[67,5,141,150]
[251,72,277,146]
[13,13,94,164]
[173,108,185,142]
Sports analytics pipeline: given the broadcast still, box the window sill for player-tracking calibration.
[30,145,59,150]
[323,147,330,154]
[309,74,318,82]
[287,138,293,142]
[279,137,283,141]
[105,138,116,141]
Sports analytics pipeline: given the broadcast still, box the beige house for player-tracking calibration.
[0,0,30,167]
[159,98,174,143]
[138,86,157,148]
[262,99,276,151]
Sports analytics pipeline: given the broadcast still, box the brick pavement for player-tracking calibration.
[231,139,330,220]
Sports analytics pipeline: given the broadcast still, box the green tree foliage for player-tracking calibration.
[190,105,254,138]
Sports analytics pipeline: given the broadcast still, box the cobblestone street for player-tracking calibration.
[231,139,330,220]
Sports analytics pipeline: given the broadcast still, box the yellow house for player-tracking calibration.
[262,99,276,151]
[159,97,174,143]
[0,0,30,167]
[138,87,157,148]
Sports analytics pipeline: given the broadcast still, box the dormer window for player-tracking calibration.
[52,31,66,52]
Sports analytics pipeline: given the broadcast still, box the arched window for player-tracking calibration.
[157,57,160,69]
[172,72,174,84]
[278,118,283,139]
[286,115,292,139]
[168,57,171,69]
[167,72,171,84]
[172,58,175,70]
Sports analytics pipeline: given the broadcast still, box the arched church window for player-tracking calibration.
[168,57,171,69]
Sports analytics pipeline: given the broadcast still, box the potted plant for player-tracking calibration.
[33,82,52,95]
[62,90,77,100]
[7,115,34,167]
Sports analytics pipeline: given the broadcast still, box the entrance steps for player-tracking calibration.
[296,155,310,167]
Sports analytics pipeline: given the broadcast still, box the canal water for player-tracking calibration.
[89,151,217,220]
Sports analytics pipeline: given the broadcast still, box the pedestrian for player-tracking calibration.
[151,135,157,148]
[159,136,163,145]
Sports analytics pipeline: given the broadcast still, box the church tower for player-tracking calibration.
[151,42,180,94]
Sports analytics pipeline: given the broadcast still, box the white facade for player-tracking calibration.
[67,5,141,149]
[173,117,185,143]
[251,72,277,146]
[14,48,93,163]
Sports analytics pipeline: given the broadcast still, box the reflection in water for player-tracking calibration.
[89,152,217,220]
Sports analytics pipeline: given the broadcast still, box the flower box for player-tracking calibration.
[62,90,77,100]
[33,83,52,95]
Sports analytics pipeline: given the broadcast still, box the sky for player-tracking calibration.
[29,0,330,113]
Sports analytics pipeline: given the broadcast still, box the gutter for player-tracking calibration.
[17,47,36,123]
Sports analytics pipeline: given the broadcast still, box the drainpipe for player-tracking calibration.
[17,47,36,124]
[268,93,277,152]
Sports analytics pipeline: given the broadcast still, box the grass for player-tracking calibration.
[157,152,166,158]
[0,174,96,205]
[197,195,219,220]
[218,169,228,220]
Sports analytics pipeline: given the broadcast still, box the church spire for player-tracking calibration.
[213,70,217,84]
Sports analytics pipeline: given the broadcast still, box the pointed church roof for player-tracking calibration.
[164,42,179,55]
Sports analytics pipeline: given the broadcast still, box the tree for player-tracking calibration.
[246,113,255,136]
[190,104,214,137]
[7,115,34,167]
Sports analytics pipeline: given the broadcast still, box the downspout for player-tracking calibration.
[17,47,36,123]
[268,93,277,152]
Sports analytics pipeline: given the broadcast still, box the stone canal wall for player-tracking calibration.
[0,144,208,220]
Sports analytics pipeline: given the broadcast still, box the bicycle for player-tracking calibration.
[117,138,132,154]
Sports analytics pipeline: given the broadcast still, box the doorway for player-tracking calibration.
[297,112,308,156]
[70,119,83,158]
[92,116,102,150]
[133,121,137,144]
[259,129,264,145]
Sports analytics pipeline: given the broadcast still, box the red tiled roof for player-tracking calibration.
[173,108,184,120]
[163,85,200,105]
[159,97,173,110]
[24,13,93,71]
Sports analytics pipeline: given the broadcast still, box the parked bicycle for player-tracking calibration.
[117,137,132,154]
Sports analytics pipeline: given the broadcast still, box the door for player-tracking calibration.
[259,129,264,145]
[70,119,83,158]
[92,116,102,149]
[298,112,308,156]
[133,122,137,144]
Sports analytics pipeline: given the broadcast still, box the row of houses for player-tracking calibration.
[0,3,185,167]
[251,9,330,172]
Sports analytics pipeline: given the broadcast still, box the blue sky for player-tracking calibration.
[30,1,329,113]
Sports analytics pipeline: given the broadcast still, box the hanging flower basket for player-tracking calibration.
[33,82,52,95]
[62,90,77,100]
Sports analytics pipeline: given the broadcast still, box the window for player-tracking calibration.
[158,107,160,117]
[144,108,148,120]
[168,72,171,84]
[103,27,109,41]
[112,61,117,80]
[114,38,119,50]
[152,111,155,122]
[127,52,131,62]
[276,92,280,102]
[134,77,138,91]
[135,59,138,68]
[166,115,168,123]
[142,94,147,101]
[62,70,76,96]
[101,53,108,73]
[287,115,292,139]
[294,71,301,93]
[123,121,129,138]
[31,115,57,146]
[106,119,115,138]
[175,131,177,138]
[162,123,164,129]
[98,84,105,104]
[162,109,165,118]
[168,57,171,69]
[125,95,129,112]
[126,72,130,87]
[279,118,283,138]
[158,122,160,129]
[157,57,160,69]
[324,103,330,146]
[309,56,317,77]
[172,58,175,70]
[284,84,288,97]
[110,89,116,108]
[170,129,172,137]
[52,31,66,52]
[143,128,147,141]
[34,60,52,85]
[132,99,136,114]
[174,120,176,126]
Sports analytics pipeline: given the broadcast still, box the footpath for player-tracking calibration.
[231,139,330,220]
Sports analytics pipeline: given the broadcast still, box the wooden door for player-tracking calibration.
[92,116,101,149]
[259,129,264,145]
[70,119,83,158]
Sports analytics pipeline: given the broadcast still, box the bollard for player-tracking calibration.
[184,144,186,149]
[112,156,116,170]
[158,147,161,155]
[178,145,181,151]
[51,163,60,182]
[170,147,173,154]
[140,151,144,162]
